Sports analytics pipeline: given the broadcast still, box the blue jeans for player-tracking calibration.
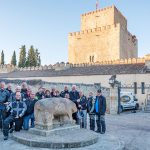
[23,113,34,130]
[77,110,87,128]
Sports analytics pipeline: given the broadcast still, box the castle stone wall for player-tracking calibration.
[114,6,127,30]
[68,5,138,64]
[120,27,138,59]
[81,5,127,31]
[68,24,120,64]
[0,64,15,73]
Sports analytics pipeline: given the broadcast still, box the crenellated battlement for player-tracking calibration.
[69,23,120,37]
[81,5,114,17]
[69,57,148,68]
[0,56,150,73]
[81,5,127,31]
[0,64,16,73]
[81,5,126,22]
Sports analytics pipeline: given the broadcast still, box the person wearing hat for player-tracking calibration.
[95,89,106,134]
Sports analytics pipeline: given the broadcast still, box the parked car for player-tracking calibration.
[120,92,139,112]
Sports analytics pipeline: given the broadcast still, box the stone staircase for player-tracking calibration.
[145,100,150,113]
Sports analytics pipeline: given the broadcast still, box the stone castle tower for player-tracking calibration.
[68,5,138,64]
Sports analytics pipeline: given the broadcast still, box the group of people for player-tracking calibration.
[0,81,106,140]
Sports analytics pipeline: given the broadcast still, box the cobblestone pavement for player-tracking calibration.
[0,111,150,150]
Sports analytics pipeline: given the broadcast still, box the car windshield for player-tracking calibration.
[121,95,131,103]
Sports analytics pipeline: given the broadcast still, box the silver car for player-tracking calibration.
[120,92,139,112]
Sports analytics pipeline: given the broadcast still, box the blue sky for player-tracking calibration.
[0,0,150,65]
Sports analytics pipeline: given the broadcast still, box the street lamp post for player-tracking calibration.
[117,82,121,114]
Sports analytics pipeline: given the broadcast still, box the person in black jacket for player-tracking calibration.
[0,81,10,129]
[36,87,45,100]
[23,91,37,130]
[69,85,79,123]
[45,90,51,98]
[87,92,96,131]
[60,85,69,98]
[51,87,56,97]
[77,91,87,128]
[5,83,13,126]
[21,82,28,100]
[95,89,106,134]
[3,92,27,140]
[69,85,80,104]
[6,83,13,96]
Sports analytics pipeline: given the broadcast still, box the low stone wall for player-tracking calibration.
[0,55,150,73]
[1,79,110,112]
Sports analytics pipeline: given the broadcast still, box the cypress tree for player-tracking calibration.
[26,45,37,67]
[1,50,5,65]
[35,49,41,66]
[11,50,17,66]
[38,56,41,66]
[18,45,26,68]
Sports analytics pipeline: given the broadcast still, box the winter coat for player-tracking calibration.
[95,95,106,115]
[7,100,27,117]
[78,95,87,110]
[24,98,37,116]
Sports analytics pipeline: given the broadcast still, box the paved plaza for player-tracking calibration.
[0,111,150,150]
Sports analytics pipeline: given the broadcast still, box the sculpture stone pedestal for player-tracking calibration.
[12,126,99,149]
[29,124,80,136]
[12,98,125,149]
[12,98,99,148]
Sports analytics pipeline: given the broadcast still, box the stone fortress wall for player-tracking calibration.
[1,55,150,105]
[0,56,149,73]
[81,5,127,31]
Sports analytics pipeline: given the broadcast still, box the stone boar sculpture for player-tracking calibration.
[34,97,77,129]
